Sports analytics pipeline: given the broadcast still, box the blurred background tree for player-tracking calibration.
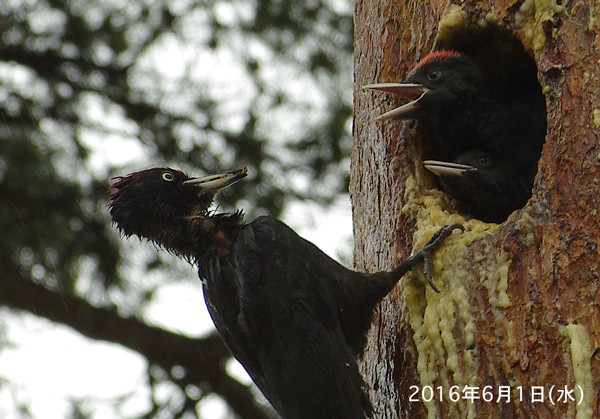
[0,0,353,417]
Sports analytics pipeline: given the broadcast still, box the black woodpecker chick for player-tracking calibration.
[107,167,462,419]
[424,150,532,223]
[363,50,546,173]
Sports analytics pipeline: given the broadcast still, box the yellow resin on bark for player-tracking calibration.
[380,2,586,416]
[400,176,512,418]
[593,109,600,127]
[562,324,593,419]
[514,0,566,51]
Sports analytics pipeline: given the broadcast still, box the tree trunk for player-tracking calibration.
[351,0,600,417]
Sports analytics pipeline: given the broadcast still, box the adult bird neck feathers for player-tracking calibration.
[107,167,247,260]
[107,166,462,419]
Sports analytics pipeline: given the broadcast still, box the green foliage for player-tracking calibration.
[0,0,353,293]
[1,0,353,416]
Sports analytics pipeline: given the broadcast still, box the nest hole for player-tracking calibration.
[418,16,547,223]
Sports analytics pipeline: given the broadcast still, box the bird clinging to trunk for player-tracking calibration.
[363,50,546,221]
[107,166,462,419]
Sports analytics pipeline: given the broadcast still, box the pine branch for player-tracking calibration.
[0,256,271,419]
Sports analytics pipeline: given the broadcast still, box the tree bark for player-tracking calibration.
[352,0,600,417]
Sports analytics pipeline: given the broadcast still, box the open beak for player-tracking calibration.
[362,83,429,121]
[183,167,248,192]
[423,160,476,177]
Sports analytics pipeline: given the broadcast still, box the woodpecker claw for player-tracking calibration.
[414,223,464,292]
[422,253,438,292]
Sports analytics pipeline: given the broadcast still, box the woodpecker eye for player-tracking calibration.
[479,157,489,165]
[161,171,175,182]
[427,70,442,81]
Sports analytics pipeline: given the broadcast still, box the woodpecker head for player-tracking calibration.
[424,150,489,178]
[424,150,530,223]
[107,167,247,256]
[363,50,484,121]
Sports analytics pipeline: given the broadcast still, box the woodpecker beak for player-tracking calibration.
[362,83,429,121]
[183,167,248,191]
[423,160,476,177]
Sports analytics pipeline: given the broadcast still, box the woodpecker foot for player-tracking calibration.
[413,223,464,292]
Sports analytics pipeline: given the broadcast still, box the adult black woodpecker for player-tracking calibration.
[424,150,532,223]
[363,50,546,173]
[107,167,462,419]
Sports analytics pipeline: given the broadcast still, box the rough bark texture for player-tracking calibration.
[352,0,600,418]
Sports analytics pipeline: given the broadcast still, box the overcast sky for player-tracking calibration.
[0,2,354,416]
[0,195,353,419]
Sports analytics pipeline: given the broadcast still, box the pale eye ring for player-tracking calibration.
[427,70,442,81]
[161,171,175,182]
